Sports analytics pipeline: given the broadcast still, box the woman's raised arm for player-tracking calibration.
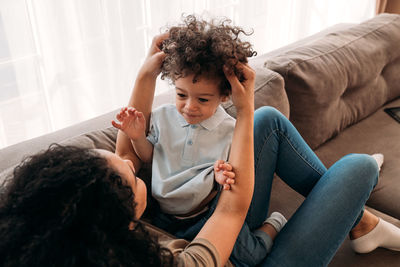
[195,63,255,265]
[115,33,168,171]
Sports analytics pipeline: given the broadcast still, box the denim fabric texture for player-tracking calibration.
[153,107,378,266]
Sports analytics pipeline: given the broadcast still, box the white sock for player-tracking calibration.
[264,212,287,233]
[371,153,384,171]
[350,218,400,253]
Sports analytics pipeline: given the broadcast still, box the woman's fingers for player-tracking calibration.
[223,65,242,91]
[149,32,169,55]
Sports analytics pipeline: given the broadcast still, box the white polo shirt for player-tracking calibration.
[147,104,236,215]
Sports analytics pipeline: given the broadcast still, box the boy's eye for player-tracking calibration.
[199,98,209,102]
[177,93,186,98]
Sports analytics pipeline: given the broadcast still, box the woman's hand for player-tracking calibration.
[139,32,169,78]
[223,63,255,115]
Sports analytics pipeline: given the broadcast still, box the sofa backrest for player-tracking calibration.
[222,65,289,119]
[261,14,400,149]
[152,65,290,119]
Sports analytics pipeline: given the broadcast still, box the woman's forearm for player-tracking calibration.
[194,108,254,265]
[127,72,157,130]
[193,63,255,265]
[115,33,167,171]
[218,109,254,215]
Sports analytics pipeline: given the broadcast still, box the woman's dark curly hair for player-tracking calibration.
[0,145,173,267]
[161,14,257,96]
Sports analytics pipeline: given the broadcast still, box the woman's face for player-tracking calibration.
[96,149,147,219]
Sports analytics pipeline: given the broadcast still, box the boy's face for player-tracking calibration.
[175,74,228,125]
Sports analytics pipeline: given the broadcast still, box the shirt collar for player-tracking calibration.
[177,105,227,131]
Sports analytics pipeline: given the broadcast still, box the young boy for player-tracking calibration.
[112,15,287,265]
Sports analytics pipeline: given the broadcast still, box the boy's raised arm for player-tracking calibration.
[115,33,168,170]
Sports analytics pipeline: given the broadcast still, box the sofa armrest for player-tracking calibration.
[261,13,400,149]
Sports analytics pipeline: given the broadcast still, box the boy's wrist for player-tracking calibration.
[130,132,147,142]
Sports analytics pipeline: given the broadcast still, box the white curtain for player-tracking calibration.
[0,0,375,149]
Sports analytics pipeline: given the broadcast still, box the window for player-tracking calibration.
[0,0,375,148]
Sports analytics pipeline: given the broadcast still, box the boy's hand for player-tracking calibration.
[214,160,236,190]
[112,107,146,141]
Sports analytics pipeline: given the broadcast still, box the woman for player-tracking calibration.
[0,35,255,266]
[114,31,400,266]
[0,34,398,267]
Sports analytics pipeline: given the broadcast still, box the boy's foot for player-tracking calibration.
[350,218,400,253]
[371,153,384,171]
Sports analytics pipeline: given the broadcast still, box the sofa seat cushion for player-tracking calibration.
[265,13,400,149]
[315,97,400,219]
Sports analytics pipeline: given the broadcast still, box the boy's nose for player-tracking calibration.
[185,99,198,111]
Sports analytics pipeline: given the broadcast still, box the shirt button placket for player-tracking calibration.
[188,125,196,145]
[182,125,197,161]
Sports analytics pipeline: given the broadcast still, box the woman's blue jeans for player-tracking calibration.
[229,106,378,267]
[154,106,379,266]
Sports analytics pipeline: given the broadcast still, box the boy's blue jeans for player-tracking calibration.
[153,106,379,267]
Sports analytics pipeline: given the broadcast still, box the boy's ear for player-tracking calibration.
[221,95,230,102]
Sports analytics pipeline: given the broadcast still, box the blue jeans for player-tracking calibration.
[234,106,378,266]
[154,107,379,267]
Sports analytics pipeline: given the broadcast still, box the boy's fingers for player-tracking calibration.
[214,160,224,170]
[223,171,235,179]
[222,163,232,171]
[223,184,230,190]
[137,112,145,122]
[226,178,235,184]
[111,120,122,129]
[120,110,127,118]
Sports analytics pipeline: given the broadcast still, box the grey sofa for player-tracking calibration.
[1,13,400,266]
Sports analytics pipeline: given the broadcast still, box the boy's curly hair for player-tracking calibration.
[0,145,173,267]
[161,14,257,96]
